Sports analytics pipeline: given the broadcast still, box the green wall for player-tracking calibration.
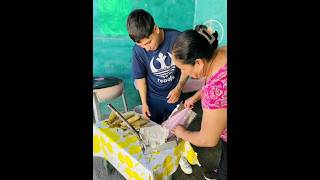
[93,0,227,117]
[193,0,227,46]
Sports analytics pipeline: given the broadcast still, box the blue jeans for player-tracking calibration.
[147,94,185,124]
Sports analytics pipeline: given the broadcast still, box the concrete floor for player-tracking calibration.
[93,92,222,180]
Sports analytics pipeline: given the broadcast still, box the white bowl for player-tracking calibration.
[133,105,143,114]
[93,82,124,102]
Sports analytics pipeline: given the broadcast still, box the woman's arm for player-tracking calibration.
[173,108,227,147]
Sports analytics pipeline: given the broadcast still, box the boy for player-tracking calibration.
[127,9,188,124]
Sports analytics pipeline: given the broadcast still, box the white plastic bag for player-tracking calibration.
[161,103,197,138]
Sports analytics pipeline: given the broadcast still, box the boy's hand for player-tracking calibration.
[167,87,181,104]
[142,104,151,118]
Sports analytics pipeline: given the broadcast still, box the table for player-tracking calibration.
[93,119,200,180]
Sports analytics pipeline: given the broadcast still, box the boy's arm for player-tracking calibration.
[135,78,151,117]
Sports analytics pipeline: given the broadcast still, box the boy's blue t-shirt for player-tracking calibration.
[131,28,181,100]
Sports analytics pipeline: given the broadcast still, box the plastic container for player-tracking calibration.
[133,105,143,114]
[93,77,123,102]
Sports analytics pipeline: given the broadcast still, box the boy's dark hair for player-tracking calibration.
[173,25,218,65]
[127,9,155,42]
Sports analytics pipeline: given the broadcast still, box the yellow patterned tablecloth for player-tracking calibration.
[93,119,200,180]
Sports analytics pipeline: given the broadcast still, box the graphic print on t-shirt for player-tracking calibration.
[149,52,176,84]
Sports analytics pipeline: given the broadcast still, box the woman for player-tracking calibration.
[171,25,227,180]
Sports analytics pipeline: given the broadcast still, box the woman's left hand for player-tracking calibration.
[171,125,186,138]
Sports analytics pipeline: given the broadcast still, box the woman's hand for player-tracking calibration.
[171,125,187,139]
[184,96,196,108]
